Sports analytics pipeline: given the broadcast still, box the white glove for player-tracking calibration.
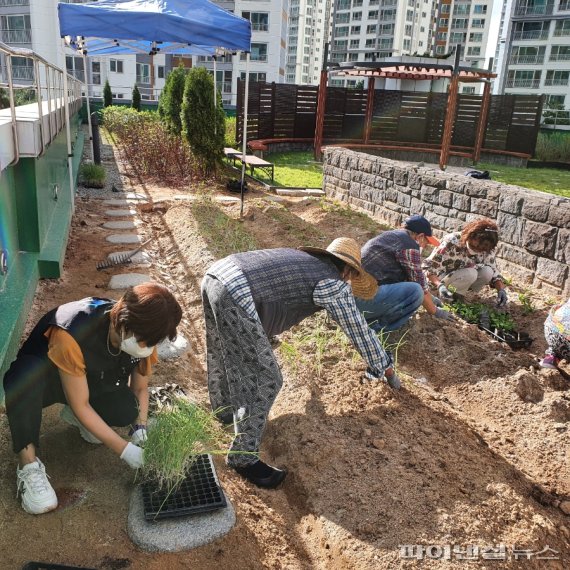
[131,427,148,446]
[434,308,455,322]
[120,442,144,469]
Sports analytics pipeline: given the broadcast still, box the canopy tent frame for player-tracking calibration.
[58,0,252,209]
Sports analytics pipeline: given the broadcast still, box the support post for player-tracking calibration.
[472,81,491,164]
[62,65,75,210]
[314,43,329,160]
[213,55,217,135]
[439,46,461,170]
[364,77,375,144]
[240,53,250,218]
[82,51,94,161]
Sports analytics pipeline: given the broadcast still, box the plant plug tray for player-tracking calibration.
[479,326,533,349]
[141,453,227,521]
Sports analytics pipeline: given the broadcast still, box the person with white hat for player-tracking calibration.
[356,215,454,332]
[201,238,399,489]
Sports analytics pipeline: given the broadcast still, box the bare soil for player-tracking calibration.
[0,133,569,569]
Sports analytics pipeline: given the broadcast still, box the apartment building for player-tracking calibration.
[498,0,570,111]
[285,0,331,85]
[433,0,495,93]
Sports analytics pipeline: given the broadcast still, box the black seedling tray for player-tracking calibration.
[141,454,227,521]
[479,326,533,349]
[22,562,95,570]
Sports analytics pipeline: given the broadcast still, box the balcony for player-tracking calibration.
[544,77,569,85]
[136,75,150,84]
[560,1,570,10]
[251,23,269,31]
[553,28,570,36]
[512,29,549,40]
[505,78,540,88]
[0,0,29,5]
[550,53,570,60]
[69,69,85,82]
[515,3,554,16]
[1,29,32,44]
[1,64,34,81]
[509,54,545,64]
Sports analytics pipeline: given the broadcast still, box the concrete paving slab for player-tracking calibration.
[127,487,235,552]
[105,209,137,217]
[103,220,140,230]
[173,194,197,201]
[103,199,148,206]
[216,196,240,203]
[124,192,148,200]
[106,234,142,244]
[157,334,190,360]
[109,273,151,289]
[276,188,325,197]
[107,250,152,267]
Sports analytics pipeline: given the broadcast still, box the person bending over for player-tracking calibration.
[540,298,570,371]
[3,282,182,514]
[201,238,398,490]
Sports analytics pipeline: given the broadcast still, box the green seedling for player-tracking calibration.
[517,290,535,315]
[489,311,515,333]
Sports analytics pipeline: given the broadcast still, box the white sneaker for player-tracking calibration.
[60,405,102,444]
[17,459,58,515]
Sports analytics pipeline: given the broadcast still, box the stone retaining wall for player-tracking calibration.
[323,147,570,295]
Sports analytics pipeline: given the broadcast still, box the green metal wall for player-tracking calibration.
[0,113,84,402]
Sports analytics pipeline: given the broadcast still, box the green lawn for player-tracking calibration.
[258,151,323,188]
[476,163,570,198]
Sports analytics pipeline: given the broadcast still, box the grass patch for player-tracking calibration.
[142,397,229,493]
[475,162,570,198]
[255,151,323,188]
[318,198,389,234]
[79,162,106,188]
[191,194,258,258]
[264,203,326,244]
[535,130,570,162]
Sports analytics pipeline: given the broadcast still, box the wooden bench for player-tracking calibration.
[225,148,275,181]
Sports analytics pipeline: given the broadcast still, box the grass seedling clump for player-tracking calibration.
[79,162,106,188]
[142,397,229,493]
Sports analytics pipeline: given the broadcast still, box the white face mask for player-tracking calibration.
[120,334,154,358]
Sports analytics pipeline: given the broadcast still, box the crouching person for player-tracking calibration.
[201,238,399,490]
[3,283,182,514]
[540,298,570,371]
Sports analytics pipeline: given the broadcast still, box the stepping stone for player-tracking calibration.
[109,273,151,289]
[125,192,148,200]
[106,250,151,267]
[127,488,235,552]
[103,199,148,206]
[106,234,142,244]
[275,188,325,197]
[216,196,240,204]
[173,194,197,201]
[264,195,286,203]
[105,209,137,217]
[157,334,189,360]
[103,220,140,230]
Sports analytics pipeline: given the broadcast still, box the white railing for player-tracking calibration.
[505,78,540,88]
[550,53,570,60]
[553,28,570,36]
[1,29,32,44]
[0,0,29,6]
[559,1,570,9]
[513,29,549,40]
[136,75,150,84]
[544,77,569,85]
[251,23,269,31]
[509,54,545,64]
[0,40,83,168]
[515,3,554,15]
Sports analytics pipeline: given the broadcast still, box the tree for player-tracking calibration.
[158,65,187,135]
[0,88,10,110]
[103,80,112,107]
[181,67,225,174]
[132,85,141,111]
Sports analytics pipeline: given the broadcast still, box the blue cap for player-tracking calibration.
[403,215,439,245]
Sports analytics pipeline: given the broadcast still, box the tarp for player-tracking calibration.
[58,0,251,52]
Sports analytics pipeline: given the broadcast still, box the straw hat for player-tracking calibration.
[299,237,378,300]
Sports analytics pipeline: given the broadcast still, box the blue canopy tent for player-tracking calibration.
[58,0,252,211]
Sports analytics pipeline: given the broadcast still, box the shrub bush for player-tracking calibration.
[535,131,570,163]
[158,65,187,135]
[181,67,225,175]
[80,162,106,188]
[132,85,141,111]
[103,80,112,107]
[101,106,195,186]
[225,116,236,148]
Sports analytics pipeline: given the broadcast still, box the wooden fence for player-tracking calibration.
[236,80,544,157]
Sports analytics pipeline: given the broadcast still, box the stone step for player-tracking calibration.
[108,273,151,289]
[103,220,140,230]
[107,250,151,267]
[105,209,137,217]
[106,234,143,244]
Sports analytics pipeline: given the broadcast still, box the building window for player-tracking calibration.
[350,39,359,48]
[405,24,413,35]
[337,0,351,11]
[451,18,468,29]
[546,94,566,107]
[450,32,467,44]
[109,59,123,73]
[112,93,125,99]
[336,25,349,36]
[471,18,485,28]
[436,32,447,41]
[441,4,450,13]
[469,32,483,42]
[352,11,362,20]
[436,45,446,54]
[353,0,363,6]
[438,18,448,26]
[550,45,570,61]
[473,4,487,14]
[240,72,267,82]
[242,11,269,31]
[157,65,165,79]
[365,38,376,48]
[91,61,101,85]
[241,43,268,62]
[403,38,411,51]
[66,55,84,82]
[506,69,542,88]
[337,13,350,23]
[136,62,150,84]
[366,24,377,34]
[0,14,31,43]
[453,5,470,15]
[368,10,378,19]
[350,25,361,34]
[545,70,570,86]
[467,46,481,56]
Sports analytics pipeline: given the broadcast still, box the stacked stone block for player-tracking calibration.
[323,147,570,295]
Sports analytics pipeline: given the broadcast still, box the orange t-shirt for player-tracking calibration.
[44,326,158,377]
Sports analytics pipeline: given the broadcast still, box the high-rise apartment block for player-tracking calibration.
[497,0,570,110]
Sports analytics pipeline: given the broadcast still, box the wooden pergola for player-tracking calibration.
[314,52,497,169]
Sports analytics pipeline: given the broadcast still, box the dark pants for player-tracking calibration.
[3,354,138,453]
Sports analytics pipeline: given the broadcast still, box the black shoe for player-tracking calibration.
[232,460,287,489]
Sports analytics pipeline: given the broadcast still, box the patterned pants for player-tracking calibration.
[201,275,283,467]
[545,319,570,362]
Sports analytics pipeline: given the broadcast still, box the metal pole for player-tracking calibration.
[5,53,20,166]
[34,57,45,155]
[240,52,250,218]
[82,50,94,161]
[213,55,217,135]
[62,65,75,210]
